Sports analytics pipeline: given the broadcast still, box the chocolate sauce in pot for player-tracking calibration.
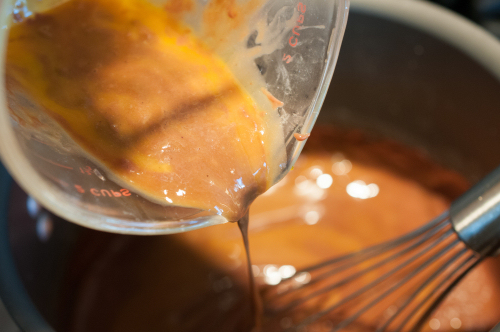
[59,127,500,332]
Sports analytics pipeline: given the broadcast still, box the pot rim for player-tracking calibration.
[351,0,500,82]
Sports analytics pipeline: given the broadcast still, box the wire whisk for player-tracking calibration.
[262,165,500,332]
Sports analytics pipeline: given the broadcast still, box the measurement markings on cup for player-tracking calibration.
[32,152,133,198]
[283,2,307,64]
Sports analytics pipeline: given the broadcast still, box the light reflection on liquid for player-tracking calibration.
[316,174,333,189]
[309,167,323,179]
[304,210,320,225]
[254,154,373,229]
[332,159,352,176]
[263,265,281,285]
[255,264,298,285]
[450,317,462,329]
[346,180,379,199]
[429,318,441,330]
[279,265,297,279]
[293,178,325,201]
[294,272,311,285]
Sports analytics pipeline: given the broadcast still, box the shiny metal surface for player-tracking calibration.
[451,166,500,254]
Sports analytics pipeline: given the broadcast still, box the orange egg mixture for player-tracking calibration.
[5,0,283,221]
[59,127,500,332]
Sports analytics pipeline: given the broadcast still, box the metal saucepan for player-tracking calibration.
[2,0,500,331]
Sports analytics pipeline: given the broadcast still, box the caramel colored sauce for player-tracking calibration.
[60,127,500,332]
[294,133,310,141]
[261,88,284,110]
[5,0,280,221]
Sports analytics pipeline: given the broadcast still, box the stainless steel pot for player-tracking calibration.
[1,1,500,331]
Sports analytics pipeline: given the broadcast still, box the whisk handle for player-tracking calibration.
[450,165,500,255]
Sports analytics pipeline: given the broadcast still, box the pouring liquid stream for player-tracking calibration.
[5,0,300,329]
[238,212,263,331]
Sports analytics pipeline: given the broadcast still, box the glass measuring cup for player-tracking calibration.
[0,0,349,234]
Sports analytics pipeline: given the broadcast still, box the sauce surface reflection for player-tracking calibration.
[61,127,500,332]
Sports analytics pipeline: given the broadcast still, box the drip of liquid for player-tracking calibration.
[238,213,262,331]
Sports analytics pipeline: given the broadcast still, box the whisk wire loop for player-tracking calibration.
[409,242,500,332]
[273,222,453,315]
[292,230,458,330]
[280,226,453,319]
[262,212,497,332]
[328,238,462,332]
[294,212,450,275]
[393,252,479,332]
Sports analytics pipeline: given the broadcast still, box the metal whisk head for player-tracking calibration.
[262,212,482,331]
[262,165,500,331]
[261,211,491,331]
